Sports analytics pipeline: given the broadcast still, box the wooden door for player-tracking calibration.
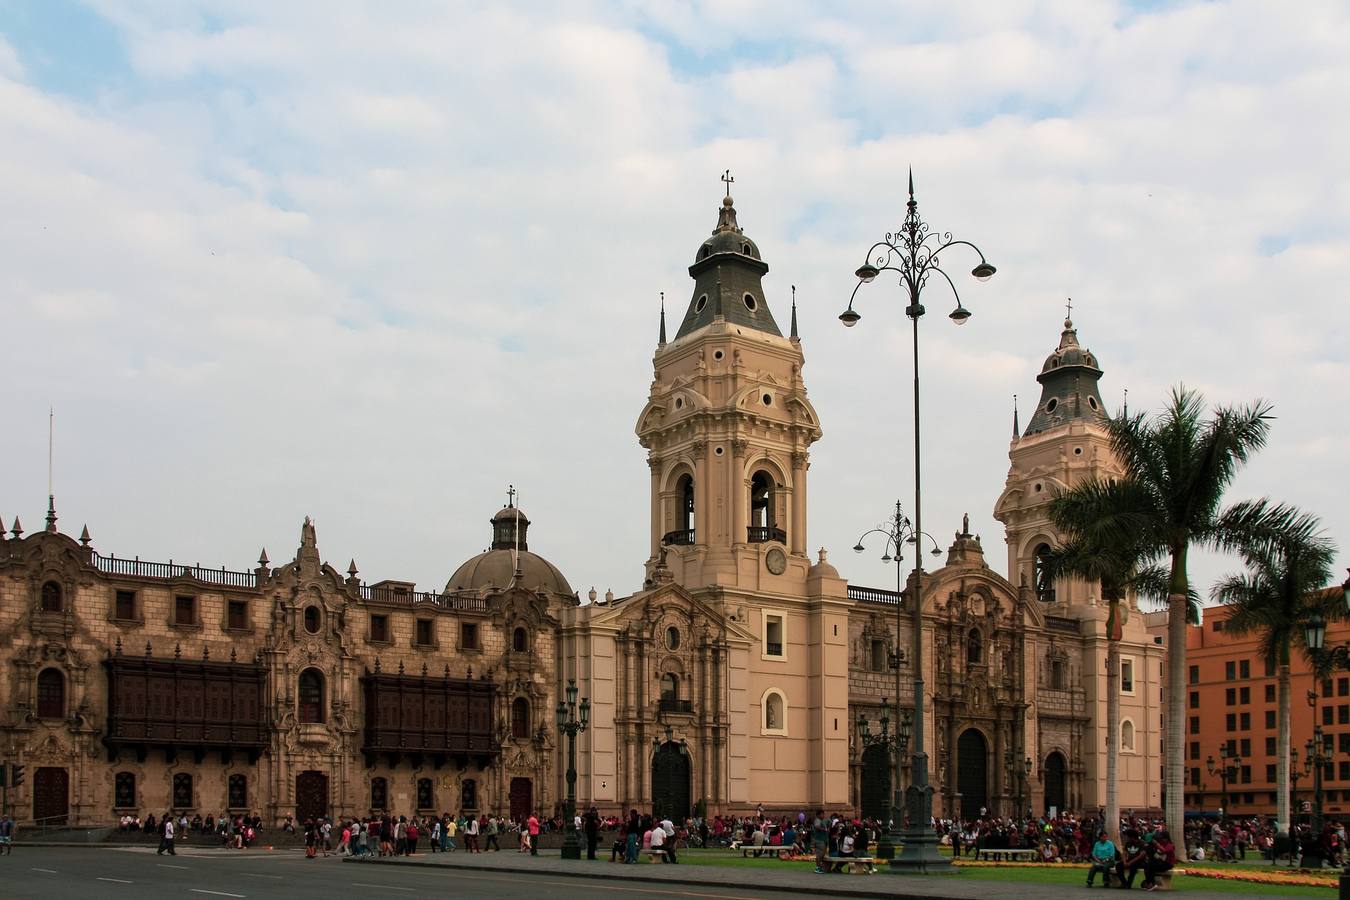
[509,777,532,822]
[33,767,69,825]
[957,729,988,820]
[860,744,892,821]
[651,742,690,823]
[295,771,329,823]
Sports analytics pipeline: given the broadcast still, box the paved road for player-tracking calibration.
[0,846,800,900]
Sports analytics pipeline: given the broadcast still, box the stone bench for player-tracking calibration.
[825,855,877,874]
[741,845,792,859]
[977,848,1040,862]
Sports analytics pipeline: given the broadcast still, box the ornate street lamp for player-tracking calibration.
[1206,746,1241,816]
[841,170,995,874]
[854,501,941,859]
[856,698,913,858]
[556,678,590,860]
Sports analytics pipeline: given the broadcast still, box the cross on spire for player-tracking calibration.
[722,169,734,198]
[1065,297,1074,320]
[507,484,516,508]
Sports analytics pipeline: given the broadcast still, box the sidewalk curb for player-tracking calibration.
[342,855,961,900]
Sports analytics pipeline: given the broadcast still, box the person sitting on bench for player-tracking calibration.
[650,823,677,863]
[1087,830,1117,887]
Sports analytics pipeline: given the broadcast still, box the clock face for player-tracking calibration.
[765,547,787,575]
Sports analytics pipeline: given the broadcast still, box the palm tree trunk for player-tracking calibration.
[1166,589,1188,860]
[1107,641,1120,844]
[1278,658,1291,835]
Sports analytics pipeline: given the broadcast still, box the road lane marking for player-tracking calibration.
[157,864,190,869]
[241,873,283,879]
[30,868,58,874]
[97,877,134,883]
[350,884,414,891]
[190,891,246,898]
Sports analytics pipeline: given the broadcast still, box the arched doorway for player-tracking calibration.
[957,729,988,820]
[33,767,69,824]
[296,771,328,823]
[510,777,533,822]
[860,744,891,822]
[1044,751,1068,815]
[651,741,691,822]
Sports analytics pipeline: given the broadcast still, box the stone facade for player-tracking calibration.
[0,192,1164,827]
[0,508,571,826]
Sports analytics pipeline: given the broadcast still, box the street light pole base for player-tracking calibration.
[560,831,582,860]
[886,824,955,874]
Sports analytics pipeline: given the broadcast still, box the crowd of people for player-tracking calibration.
[100,803,1350,876]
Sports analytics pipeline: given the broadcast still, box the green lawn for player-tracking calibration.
[670,849,1335,895]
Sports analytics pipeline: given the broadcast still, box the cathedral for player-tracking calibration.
[0,190,1162,826]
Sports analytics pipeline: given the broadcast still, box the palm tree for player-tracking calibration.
[1041,537,1142,843]
[1046,386,1273,857]
[1213,500,1337,837]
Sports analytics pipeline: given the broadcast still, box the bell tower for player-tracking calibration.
[635,185,823,591]
[994,310,1123,608]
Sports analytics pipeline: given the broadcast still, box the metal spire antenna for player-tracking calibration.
[721,169,734,198]
[46,406,57,532]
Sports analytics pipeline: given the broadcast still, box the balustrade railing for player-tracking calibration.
[848,585,901,605]
[93,553,258,588]
[662,529,696,546]
[746,526,787,544]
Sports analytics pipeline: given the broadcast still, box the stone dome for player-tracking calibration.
[445,548,573,597]
[1040,318,1100,375]
[445,500,573,596]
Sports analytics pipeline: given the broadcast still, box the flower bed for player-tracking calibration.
[950,858,1338,888]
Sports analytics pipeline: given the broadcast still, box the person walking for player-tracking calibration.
[0,815,14,854]
[527,812,540,856]
[158,814,176,856]
[485,815,500,851]
[464,812,480,852]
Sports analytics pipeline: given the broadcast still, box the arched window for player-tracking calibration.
[763,691,785,733]
[967,628,983,665]
[417,777,434,810]
[461,778,477,811]
[512,697,530,739]
[1050,656,1067,690]
[1121,719,1136,752]
[228,774,247,809]
[1034,543,1055,602]
[114,772,136,809]
[679,474,695,533]
[298,668,325,724]
[303,605,321,634]
[172,773,193,809]
[41,580,63,613]
[370,777,388,811]
[666,626,681,651]
[748,471,780,542]
[661,673,679,701]
[37,667,65,718]
[512,627,528,652]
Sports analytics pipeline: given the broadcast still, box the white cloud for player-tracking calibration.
[1,0,1347,601]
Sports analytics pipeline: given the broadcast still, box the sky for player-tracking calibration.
[1,0,1347,607]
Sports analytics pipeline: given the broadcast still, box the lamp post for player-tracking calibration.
[1206,747,1241,817]
[1023,756,1033,819]
[1290,744,1301,831]
[556,678,590,860]
[854,501,943,859]
[841,171,995,874]
[1002,750,1033,819]
[856,698,913,858]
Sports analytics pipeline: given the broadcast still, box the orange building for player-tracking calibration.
[1167,595,1350,820]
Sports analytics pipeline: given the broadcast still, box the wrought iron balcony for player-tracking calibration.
[746,526,787,544]
[659,697,693,714]
[662,529,696,546]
